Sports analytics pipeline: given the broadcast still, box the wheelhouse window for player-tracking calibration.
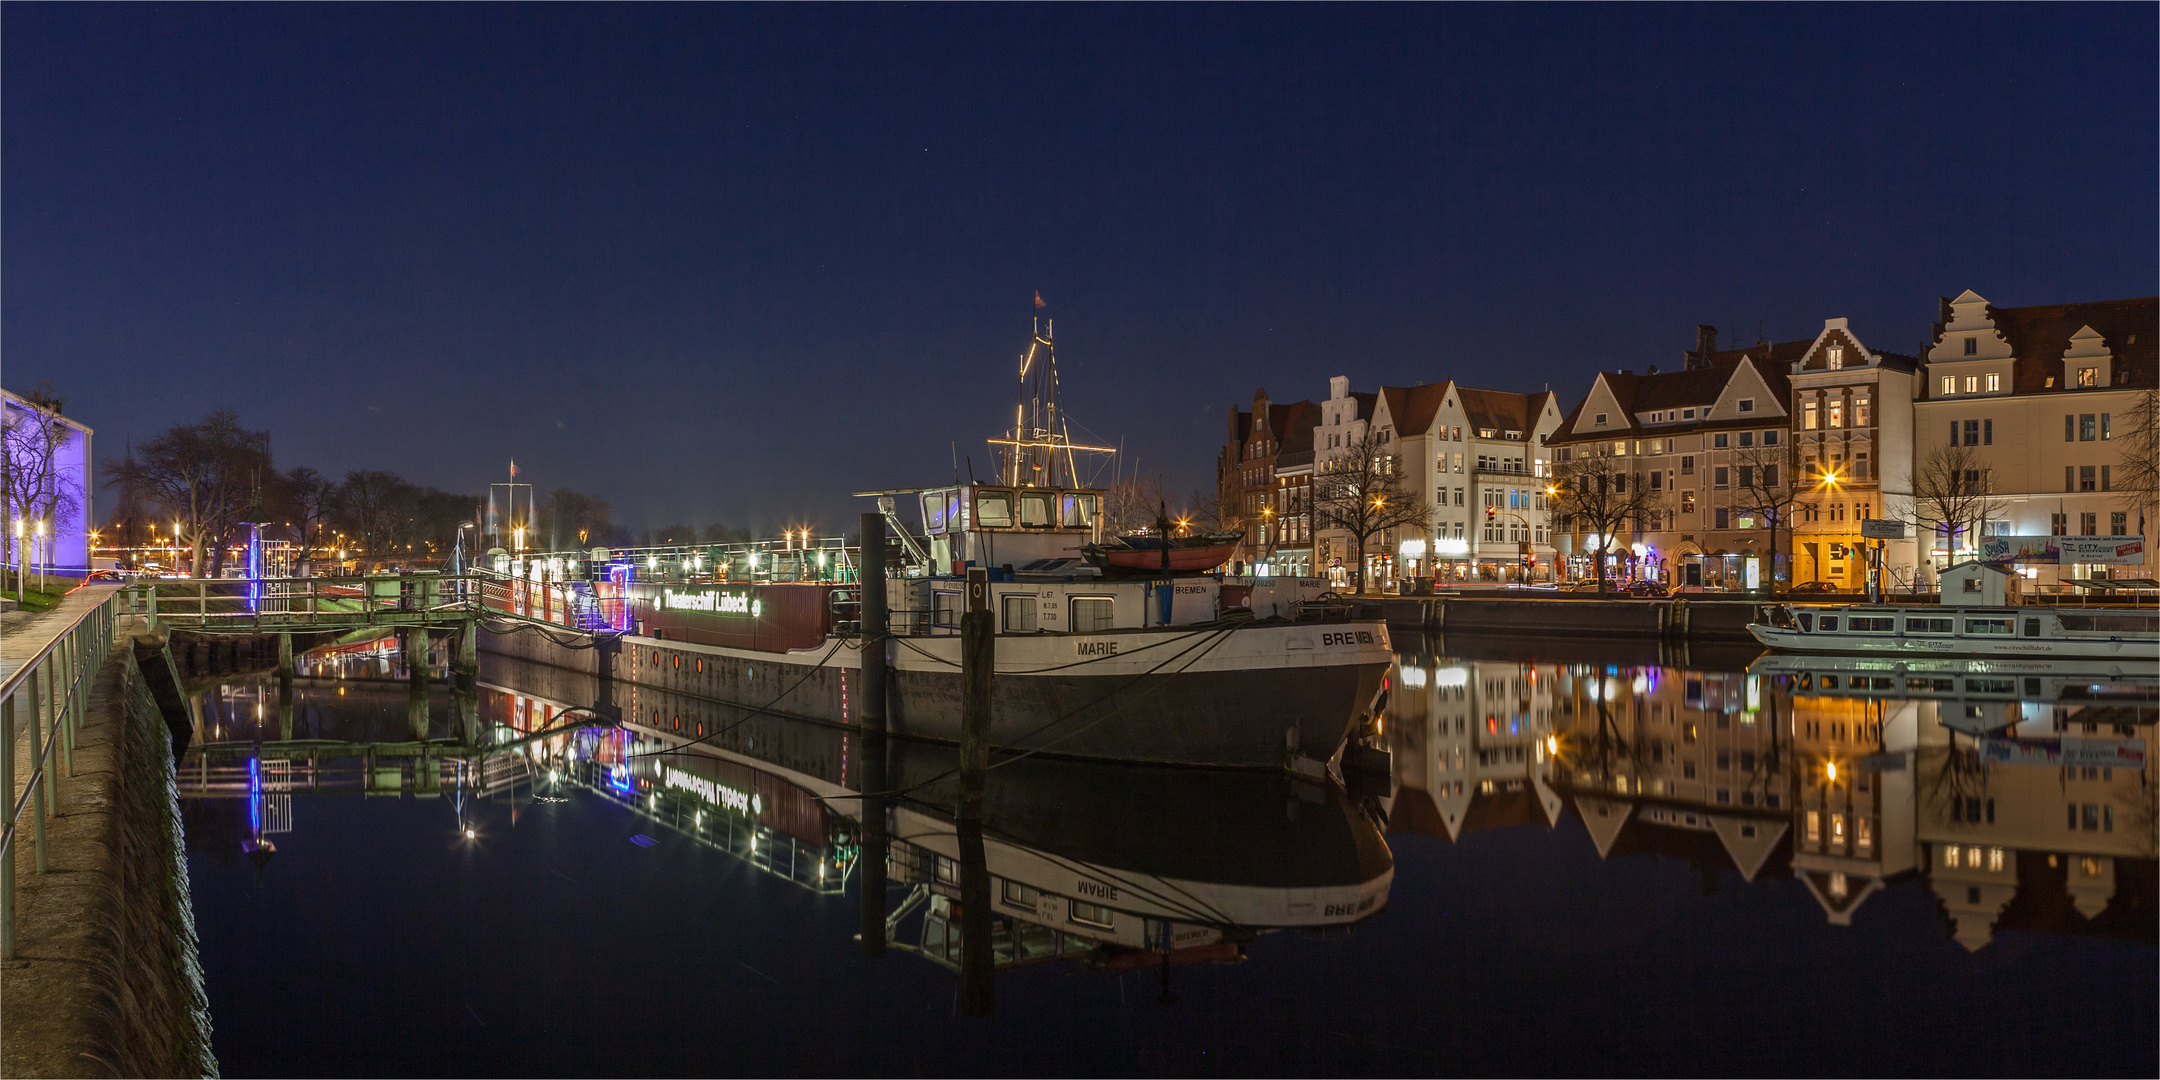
[1964,618,2014,636]
[1848,616,1895,632]
[1060,493,1098,530]
[1905,617,1954,635]
[975,489,1015,528]
[1019,491,1053,528]
[1070,596,1116,633]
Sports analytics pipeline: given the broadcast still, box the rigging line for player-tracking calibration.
[624,637,850,760]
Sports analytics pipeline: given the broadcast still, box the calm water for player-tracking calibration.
[183,637,2157,1077]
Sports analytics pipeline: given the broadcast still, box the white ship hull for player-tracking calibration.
[1748,604,2159,660]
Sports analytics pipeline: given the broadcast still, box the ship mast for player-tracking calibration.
[990,301,1114,489]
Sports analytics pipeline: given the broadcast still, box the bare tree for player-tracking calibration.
[1730,442,1804,593]
[1311,427,1430,593]
[104,408,272,576]
[1911,443,2006,568]
[2118,386,2159,535]
[336,470,419,557]
[270,466,338,570]
[1102,469,1173,535]
[1550,445,1665,596]
[2,384,82,572]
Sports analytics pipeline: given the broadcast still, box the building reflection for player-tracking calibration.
[1384,643,2156,946]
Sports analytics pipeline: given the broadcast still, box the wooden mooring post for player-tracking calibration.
[956,566,994,1016]
[858,511,890,959]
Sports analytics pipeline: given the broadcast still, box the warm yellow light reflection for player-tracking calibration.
[1826,760,1839,782]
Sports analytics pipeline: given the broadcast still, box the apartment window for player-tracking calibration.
[2065,414,2076,442]
[1680,455,1695,475]
[1714,466,1729,487]
[1803,402,1818,430]
[1650,471,1663,491]
[1826,345,1844,369]
[1713,433,1728,449]
[1681,491,1696,513]
[1962,420,1979,446]
[1737,399,1754,413]
[1738,465,1755,487]
[1964,337,1978,355]
[1854,453,1868,481]
[1826,402,1848,428]
[1595,413,1608,426]
[1984,419,1992,445]
[1739,431,1754,448]
[2052,513,2068,536]
[1764,430,1779,446]
[1069,597,1116,632]
[2080,414,2097,441]
[1001,595,1038,633]
[2081,512,2098,535]
[1683,408,1696,419]
[1940,375,1956,395]
[2101,414,2111,439]
[1985,373,2000,392]
[2080,466,2097,492]
[1964,375,1979,393]
[2102,465,2111,491]
[1715,507,1730,529]
[2113,512,2128,534]
[1765,464,1779,486]
[2076,366,2098,387]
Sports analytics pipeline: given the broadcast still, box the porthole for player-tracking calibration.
[696,658,704,674]
[673,655,681,670]
[652,650,661,664]
[651,709,659,723]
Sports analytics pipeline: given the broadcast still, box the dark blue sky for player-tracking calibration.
[8,4,2155,534]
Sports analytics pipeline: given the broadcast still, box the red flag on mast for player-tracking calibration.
[1034,291,1045,309]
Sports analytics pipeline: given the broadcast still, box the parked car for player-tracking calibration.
[1788,581,1843,595]
[1625,580,1670,598]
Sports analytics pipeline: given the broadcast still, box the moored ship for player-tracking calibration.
[1748,561,2159,661]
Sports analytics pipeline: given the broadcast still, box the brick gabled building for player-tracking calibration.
[1217,388,1319,575]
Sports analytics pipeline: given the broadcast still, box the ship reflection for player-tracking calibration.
[1385,637,2157,946]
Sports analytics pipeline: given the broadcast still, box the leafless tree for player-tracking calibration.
[1102,469,1173,535]
[104,408,272,576]
[1550,445,1665,596]
[1730,442,1804,593]
[1311,426,1430,593]
[2118,386,2159,535]
[2,384,82,572]
[271,466,338,570]
[1911,443,2006,567]
[336,470,420,556]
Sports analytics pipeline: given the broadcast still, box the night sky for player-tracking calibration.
[7,5,2154,534]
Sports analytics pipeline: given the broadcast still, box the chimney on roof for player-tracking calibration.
[1685,324,1717,370]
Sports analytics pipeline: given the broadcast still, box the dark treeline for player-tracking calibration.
[102,408,756,575]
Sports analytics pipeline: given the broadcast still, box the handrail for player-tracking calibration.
[3,585,127,958]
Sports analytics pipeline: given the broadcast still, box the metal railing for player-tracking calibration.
[122,574,482,631]
[2,587,127,958]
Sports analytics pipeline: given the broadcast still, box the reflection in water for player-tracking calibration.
[179,639,2157,1075]
[1384,637,2156,947]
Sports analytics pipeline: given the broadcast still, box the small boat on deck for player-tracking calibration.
[1082,531,1244,576]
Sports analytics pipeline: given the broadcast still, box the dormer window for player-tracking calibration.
[1986,373,2000,392]
[2077,367,2098,387]
[1940,375,1956,396]
[1594,414,1607,426]
[1827,346,1844,370]
[1683,409,1695,419]
[1964,337,1978,355]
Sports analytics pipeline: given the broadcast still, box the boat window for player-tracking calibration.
[1070,596,1116,633]
[1001,594,1038,633]
[1964,618,2015,636]
[1069,899,1115,928]
[1848,616,1895,632]
[2057,614,2160,634]
[2024,617,2042,638]
[1061,493,1098,530]
[1966,678,2016,693]
[976,489,1015,529]
[1906,676,1954,692]
[1796,612,1815,632]
[922,489,955,534]
[1002,880,1038,907]
[1817,616,1839,632]
[1019,491,1053,528]
[1905,617,1954,635]
[934,591,961,632]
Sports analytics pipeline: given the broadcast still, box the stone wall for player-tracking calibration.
[0,636,218,1078]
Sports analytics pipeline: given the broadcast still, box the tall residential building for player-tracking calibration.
[1217,388,1319,576]
[1547,329,1805,588]
[1912,291,2158,586]
[1785,318,1921,590]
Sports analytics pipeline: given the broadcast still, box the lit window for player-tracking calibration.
[1985,373,2000,392]
[1941,375,1955,395]
[2076,366,2098,387]
[1854,398,1870,426]
[1828,404,1844,428]
[1964,375,1979,393]
[1987,847,2004,872]
[1827,346,1844,369]
[1803,402,1819,429]
[1945,845,1960,868]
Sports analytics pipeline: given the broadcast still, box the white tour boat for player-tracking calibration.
[1748,561,2159,660]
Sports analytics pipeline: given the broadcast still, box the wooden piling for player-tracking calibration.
[856,512,892,958]
[405,627,429,740]
[858,512,887,737]
[956,566,994,1016]
[857,733,888,959]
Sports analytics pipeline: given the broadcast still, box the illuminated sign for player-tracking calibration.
[665,766,762,816]
[659,589,761,616]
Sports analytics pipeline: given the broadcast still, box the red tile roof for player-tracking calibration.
[1926,295,2159,398]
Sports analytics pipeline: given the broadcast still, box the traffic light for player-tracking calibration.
[1485,506,1497,524]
